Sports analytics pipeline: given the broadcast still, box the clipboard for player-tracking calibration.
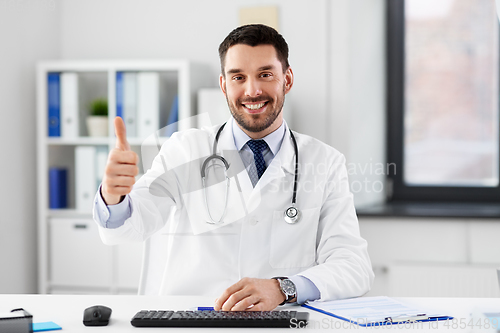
[302,296,453,327]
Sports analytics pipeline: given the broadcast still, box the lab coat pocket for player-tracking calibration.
[269,207,320,269]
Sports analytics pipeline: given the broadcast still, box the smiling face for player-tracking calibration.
[219,44,294,139]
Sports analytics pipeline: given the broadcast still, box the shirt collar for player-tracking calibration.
[231,118,286,156]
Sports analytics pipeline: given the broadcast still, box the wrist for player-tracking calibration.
[272,279,287,304]
[101,186,123,205]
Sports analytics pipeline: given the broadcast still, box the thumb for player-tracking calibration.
[114,116,130,151]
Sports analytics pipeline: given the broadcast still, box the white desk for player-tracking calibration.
[1,295,499,332]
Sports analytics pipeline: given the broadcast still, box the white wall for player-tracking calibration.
[0,0,386,293]
[58,0,386,207]
[58,0,330,142]
[0,1,60,293]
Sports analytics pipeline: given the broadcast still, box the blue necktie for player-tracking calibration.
[247,140,268,181]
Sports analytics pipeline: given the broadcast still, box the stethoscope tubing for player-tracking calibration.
[201,122,300,224]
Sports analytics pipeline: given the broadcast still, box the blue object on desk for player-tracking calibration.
[32,322,62,332]
[196,307,214,311]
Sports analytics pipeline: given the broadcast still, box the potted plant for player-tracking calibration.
[86,98,108,137]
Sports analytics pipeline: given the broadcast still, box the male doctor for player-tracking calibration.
[94,24,374,311]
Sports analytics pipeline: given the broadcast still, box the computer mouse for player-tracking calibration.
[83,305,112,326]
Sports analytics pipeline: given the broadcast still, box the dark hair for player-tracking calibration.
[218,24,290,76]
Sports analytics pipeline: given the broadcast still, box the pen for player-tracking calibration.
[190,307,215,311]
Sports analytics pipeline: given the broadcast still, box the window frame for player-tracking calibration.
[386,0,500,203]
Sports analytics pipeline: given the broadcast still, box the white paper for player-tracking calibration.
[305,296,434,324]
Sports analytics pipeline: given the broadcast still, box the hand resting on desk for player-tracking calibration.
[214,277,286,311]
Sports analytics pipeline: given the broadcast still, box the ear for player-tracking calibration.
[284,67,294,94]
[219,74,227,97]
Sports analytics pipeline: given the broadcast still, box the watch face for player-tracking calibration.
[281,279,296,296]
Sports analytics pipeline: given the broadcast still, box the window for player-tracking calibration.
[387,0,500,202]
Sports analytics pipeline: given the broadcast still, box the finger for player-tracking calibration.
[230,295,259,311]
[221,289,252,311]
[105,175,136,187]
[108,164,139,177]
[103,185,133,196]
[114,116,130,151]
[214,281,245,310]
[109,150,138,165]
[247,302,267,312]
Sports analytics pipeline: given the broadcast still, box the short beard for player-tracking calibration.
[226,84,285,133]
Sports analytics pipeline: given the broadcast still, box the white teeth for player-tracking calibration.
[244,102,265,110]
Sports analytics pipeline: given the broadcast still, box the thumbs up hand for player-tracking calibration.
[101,117,139,205]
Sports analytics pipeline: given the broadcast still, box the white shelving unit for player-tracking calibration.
[36,60,210,294]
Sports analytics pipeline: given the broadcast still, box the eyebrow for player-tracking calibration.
[226,68,243,75]
[226,65,276,75]
[257,65,275,71]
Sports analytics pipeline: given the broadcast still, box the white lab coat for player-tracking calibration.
[95,120,374,301]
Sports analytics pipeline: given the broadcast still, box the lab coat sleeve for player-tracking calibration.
[94,135,185,246]
[297,153,375,301]
[288,275,320,304]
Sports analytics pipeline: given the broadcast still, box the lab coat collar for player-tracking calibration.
[216,119,254,195]
[253,126,295,192]
[275,127,296,175]
[216,117,239,152]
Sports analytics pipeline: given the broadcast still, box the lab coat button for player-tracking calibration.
[250,219,258,226]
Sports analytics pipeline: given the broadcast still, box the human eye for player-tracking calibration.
[260,72,273,79]
[232,75,244,81]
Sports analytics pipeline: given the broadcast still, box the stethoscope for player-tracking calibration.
[201,123,301,225]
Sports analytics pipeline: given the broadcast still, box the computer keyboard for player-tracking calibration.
[131,310,309,328]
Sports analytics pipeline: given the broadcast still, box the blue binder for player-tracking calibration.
[49,168,67,209]
[47,73,60,137]
[165,95,178,137]
[116,72,124,119]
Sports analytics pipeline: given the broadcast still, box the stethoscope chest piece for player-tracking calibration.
[284,206,301,224]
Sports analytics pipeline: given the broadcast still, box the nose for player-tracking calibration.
[244,77,262,97]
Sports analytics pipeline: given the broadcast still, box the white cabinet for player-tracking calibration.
[37,60,210,294]
[49,218,112,289]
[359,217,500,298]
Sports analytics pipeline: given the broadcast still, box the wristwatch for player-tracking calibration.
[272,277,297,305]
